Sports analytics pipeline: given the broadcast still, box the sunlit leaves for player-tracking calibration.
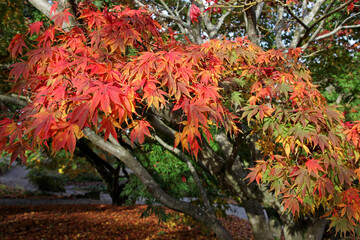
[283,194,300,216]
[99,117,118,142]
[344,121,360,148]
[51,8,72,28]
[305,158,324,176]
[238,27,360,234]
[130,120,153,145]
[2,2,360,236]
[52,122,84,154]
[28,112,57,140]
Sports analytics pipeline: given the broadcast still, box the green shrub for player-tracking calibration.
[70,172,102,183]
[82,184,106,193]
[0,154,11,175]
[27,168,66,193]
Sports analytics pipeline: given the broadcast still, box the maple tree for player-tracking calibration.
[1,1,360,240]
[128,0,360,239]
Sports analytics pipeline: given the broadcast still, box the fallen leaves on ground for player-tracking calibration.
[0,204,254,240]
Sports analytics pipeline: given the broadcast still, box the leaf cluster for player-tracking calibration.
[1,1,360,235]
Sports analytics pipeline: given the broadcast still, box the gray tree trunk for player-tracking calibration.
[283,218,328,240]
[242,200,275,240]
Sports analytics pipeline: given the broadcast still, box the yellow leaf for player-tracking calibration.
[295,139,310,155]
[355,150,360,162]
[284,143,291,157]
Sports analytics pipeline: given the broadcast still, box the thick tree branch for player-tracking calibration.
[301,0,327,26]
[146,113,177,139]
[245,7,260,44]
[83,128,233,240]
[29,0,52,19]
[255,2,264,21]
[301,0,308,16]
[214,132,243,171]
[275,5,285,49]
[214,132,234,160]
[78,139,115,174]
[154,135,215,217]
[0,94,28,107]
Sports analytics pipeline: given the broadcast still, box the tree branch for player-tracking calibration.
[275,4,285,49]
[134,0,190,28]
[300,0,336,50]
[83,127,233,240]
[314,24,360,41]
[255,2,264,21]
[245,7,260,44]
[77,138,115,175]
[301,0,308,17]
[158,0,176,17]
[28,0,52,19]
[214,9,234,33]
[288,0,327,48]
[284,5,309,30]
[0,94,28,107]
[308,0,355,30]
[154,135,215,217]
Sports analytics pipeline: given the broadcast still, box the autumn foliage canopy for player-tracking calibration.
[2,1,360,235]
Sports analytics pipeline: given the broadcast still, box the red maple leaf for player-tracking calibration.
[8,34,28,58]
[182,175,187,183]
[29,21,44,36]
[189,4,201,23]
[51,8,73,28]
[347,2,354,13]
[305,158,325,176]
[50,1,59,17]
[129,120,153,145]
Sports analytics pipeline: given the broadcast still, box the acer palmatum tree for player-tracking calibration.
[2,2,359,239]
[132,0,360,239]
[2,2,360,240]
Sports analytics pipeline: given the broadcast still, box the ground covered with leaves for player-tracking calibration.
[0,204,254,240]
